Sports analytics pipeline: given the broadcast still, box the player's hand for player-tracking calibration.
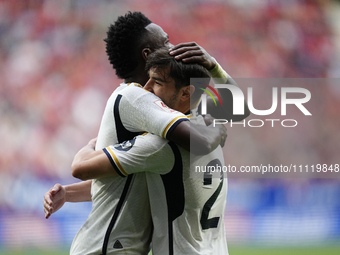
[43,183,66,219]
[205,114,227,148]
[216,122,227,148]
[87,137,97,149]
[203,114,215,126]
[203,114,227,147]
[169,42,217,70]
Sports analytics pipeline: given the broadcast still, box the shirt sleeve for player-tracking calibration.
[103,133,175,177]
[119,85,189,139]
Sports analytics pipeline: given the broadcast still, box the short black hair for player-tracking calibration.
[145,48,211,101]
[104,12,152,79]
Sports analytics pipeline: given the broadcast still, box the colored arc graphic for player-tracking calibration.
[198,83,223,106]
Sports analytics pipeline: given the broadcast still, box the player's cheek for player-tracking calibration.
[154,88,163,98]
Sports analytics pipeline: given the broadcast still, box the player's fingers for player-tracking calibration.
[222,127,228,147]
[44,203,52,218]
[170,45,199,53]
[169,42,198,51]
[223,126,228,137]
[221,140,226,147]
[43,199,52,212]
[170,47,201,59]
[44,206,48,215]
[50,183,61,195]
[219,125,227,147]
[179,55,205,64]
[220,135,226,147]
[88,137,97,145]
[203,114,214,126]
[174,51,204,62]
[44,193,53,205]
[44,208,51,219]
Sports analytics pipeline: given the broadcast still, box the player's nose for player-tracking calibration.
[144,79,154,93]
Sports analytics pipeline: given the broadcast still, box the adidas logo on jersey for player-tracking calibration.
[113,240,123,249]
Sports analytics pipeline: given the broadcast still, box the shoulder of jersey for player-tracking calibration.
[126,82,143,88]
[122,82,152,94]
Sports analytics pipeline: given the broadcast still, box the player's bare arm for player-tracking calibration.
[170,42,250,121]
[71,120,227,180]
[72,134,169,181]
[71,138,116,180]
[43,181,92,219]
[44,113,228,215]
[169,119,227,155]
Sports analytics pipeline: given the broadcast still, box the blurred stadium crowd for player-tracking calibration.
[0,0,340,250]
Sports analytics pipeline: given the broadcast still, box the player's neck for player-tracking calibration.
[176,104,191,115]
[124,75,147,86]
[124,70,149,86]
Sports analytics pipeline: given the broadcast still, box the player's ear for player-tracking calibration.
[181,85,194,101]
[189,85,195,97]
[142,48,152,61]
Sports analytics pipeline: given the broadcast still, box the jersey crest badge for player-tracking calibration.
[154,100,178,113]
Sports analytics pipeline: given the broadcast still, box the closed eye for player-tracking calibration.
[151,77,165,86]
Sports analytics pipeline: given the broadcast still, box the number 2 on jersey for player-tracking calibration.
[200,159,224,230]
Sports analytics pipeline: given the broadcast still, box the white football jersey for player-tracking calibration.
[70,83,189,255]
[104,114,229,255]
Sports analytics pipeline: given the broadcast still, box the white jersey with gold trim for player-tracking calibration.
[70,82,189,255]
[104,114,229,255]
